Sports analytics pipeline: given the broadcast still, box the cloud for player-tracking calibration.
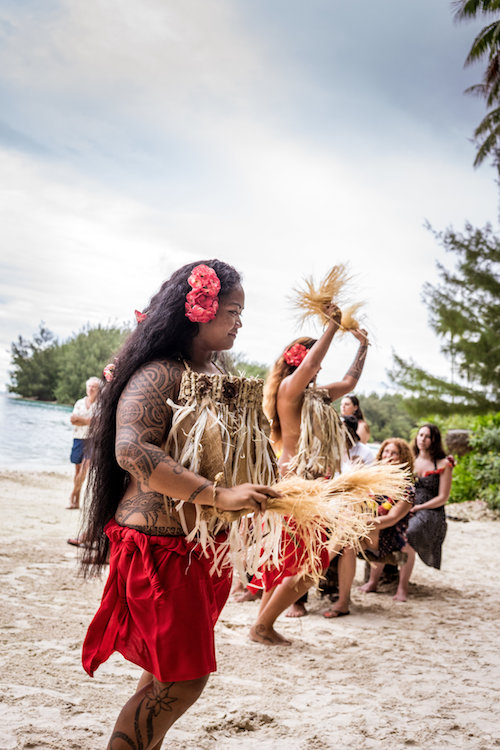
[0,0,497,397]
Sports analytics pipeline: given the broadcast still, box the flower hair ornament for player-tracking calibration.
[283,342,309,367]
[134,309,148,324]
[103,363,116,382]
[185,264,221,323]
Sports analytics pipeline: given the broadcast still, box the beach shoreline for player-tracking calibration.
[0,470,499,749]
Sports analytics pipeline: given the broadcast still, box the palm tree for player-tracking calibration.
[454,1,500,169]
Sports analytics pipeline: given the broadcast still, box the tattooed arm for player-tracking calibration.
[115,360,278,513]
[319,328,369,401]
[115,360,216,506]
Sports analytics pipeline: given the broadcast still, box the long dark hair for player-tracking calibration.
[412,422,446,462]
[343,394,365,421]
[80,259,241,575]
[263,336,316,446]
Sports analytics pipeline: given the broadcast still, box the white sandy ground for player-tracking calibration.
[0,471,499,750]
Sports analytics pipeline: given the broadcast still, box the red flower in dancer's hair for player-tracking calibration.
[283,343,309,367]
[185,289,219,323]
[135,310,148,323]
[185,265,220,323]
[103,363,115,382]
[187,264,221,296]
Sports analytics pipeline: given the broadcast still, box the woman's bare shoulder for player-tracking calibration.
[119,360,185,410]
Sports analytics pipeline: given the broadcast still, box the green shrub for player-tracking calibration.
[449,413,500,510]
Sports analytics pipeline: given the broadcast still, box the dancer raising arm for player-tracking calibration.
[79,260,279,750]
[268,305,368,476]
[249,304,370,642]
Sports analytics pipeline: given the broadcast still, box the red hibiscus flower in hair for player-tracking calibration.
[184,264,221,323]
[103,363,116,382]
[284,343,309,367]
[185,289,219,323]
[187,264,221,296]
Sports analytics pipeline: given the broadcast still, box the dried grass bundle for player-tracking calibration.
[194,462,412,586]
[292,264,353,326]
[339,303,364,336]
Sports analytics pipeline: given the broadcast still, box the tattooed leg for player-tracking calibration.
[107,675,209,750]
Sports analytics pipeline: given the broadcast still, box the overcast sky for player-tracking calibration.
[0,0,498,395]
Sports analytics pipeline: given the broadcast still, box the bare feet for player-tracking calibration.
[249,623,291,646]
[285,602,308,618]
[66,492,80,509]
[233,589,262,602]
[359,581,378,593]
[322,607,350,619]
[393,590,407,602]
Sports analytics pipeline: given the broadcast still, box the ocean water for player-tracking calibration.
[0,392,74,473]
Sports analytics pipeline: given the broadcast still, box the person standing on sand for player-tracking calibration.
[394,423,454,602]
[78,260,279,750]
[248,305,370,642]
[67,377,101,509]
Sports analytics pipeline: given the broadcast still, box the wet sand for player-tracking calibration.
[0,470,499,749]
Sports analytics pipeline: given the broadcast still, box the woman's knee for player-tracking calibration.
[153,674,209,703]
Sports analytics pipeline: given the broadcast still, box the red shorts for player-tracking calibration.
[248,519,330,593]
[82,520,232,682]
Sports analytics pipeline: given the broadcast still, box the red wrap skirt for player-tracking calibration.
[248,518,330,593]
[82,520,232,682]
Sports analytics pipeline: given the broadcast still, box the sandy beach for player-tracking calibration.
[0,470,499,750]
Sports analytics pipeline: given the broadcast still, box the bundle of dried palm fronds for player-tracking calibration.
[292,264,365,332]
[191,462,413,587]
[339,302,364,336]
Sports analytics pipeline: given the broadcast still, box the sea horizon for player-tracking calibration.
[0,392,74,473]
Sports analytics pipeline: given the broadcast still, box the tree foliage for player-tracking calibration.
[454,0,500,170]
[226,352,269,380]
[389,223,500,415]
[9,324,61,402]
[8,323,130,404]
[449,412,500,509]
[342,392,417,443]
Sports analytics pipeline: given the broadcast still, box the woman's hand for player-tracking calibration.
[351,327,369,344]
[324,302,342,325]
[214,484,280,514]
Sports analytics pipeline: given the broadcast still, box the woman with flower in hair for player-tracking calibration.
[79,260,279,749]
[249,305,370,640]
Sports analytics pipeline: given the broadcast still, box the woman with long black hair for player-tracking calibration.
[79,260,278,749]
[394,423,454,601]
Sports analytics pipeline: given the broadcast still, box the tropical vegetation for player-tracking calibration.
[8,322,130,404]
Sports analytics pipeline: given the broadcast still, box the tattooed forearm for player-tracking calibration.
[346,344,368,383]
[187,480,212,504]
